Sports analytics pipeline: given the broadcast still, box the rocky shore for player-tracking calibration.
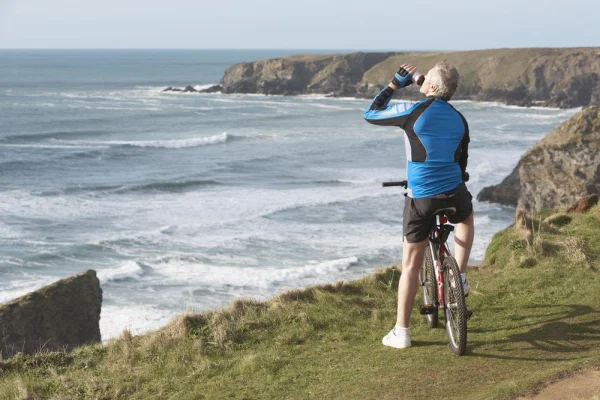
[165,47,600,108]
[478,106,600,210]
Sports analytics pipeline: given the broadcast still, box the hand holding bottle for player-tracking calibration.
[390,63,424,90]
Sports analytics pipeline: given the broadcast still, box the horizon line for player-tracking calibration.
[0,45,597,52]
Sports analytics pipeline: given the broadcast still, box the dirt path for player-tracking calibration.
[518,370,600,400]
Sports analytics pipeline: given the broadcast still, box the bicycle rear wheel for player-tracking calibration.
[419,244,438,328]
[443,256,467,355]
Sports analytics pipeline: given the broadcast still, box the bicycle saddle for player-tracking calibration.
[432,207,457,217]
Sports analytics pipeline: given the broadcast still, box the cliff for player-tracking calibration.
[214,48,600,108]
[478,106,600,211]
[0,270,102,358]
[220,52,395,97]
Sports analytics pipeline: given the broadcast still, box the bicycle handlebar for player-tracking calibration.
[382,180,408,188]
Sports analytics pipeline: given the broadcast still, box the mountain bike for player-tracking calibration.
[383,180,471,355]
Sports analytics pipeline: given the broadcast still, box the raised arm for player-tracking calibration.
[363,64,422,127]
[364,91,421,127]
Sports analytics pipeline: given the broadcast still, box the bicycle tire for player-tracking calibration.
[419,244,438,328]
[443,255,468,355]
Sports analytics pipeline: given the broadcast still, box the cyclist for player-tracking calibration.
[364,62,474,349]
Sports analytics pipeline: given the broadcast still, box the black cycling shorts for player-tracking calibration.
[403,182,473,243]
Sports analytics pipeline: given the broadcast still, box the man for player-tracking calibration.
[364,62,474,349]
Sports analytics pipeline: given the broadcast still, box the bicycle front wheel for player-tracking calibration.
[419,244,438,328]
[443,256,467,355]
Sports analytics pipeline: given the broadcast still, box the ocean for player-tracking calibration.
[0,50,580,340]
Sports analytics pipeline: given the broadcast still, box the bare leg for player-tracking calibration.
[397,237,429,327]
[454,212,474,274]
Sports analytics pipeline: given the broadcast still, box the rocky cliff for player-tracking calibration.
[0,270,102,358]
[220,52,395,97]
[212,48,600,108]
[478,106,600,211]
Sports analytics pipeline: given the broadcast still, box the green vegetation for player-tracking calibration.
[361,47,600,93]
[1,206,600,399]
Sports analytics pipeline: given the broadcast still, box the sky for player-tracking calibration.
[0,0,598,50]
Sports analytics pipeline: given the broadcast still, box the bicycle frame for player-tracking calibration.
[428,214,454,309]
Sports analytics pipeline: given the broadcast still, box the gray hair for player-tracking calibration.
[429,61,460,101]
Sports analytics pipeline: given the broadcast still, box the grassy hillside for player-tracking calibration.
[1,206,600,399]
[362,48,600,94]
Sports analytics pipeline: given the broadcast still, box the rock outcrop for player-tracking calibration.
[220,52,395,96]
[567,194,599,213]
[477,166,521,207]
[0,270,102,359]
[163,85,223,94]
[208,48,600,108]
[478,107,600,211]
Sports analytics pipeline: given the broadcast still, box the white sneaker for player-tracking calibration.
[462,277,470,296]
[382,327,411,349]
[453,273,470,296]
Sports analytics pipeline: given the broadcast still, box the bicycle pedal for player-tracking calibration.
[466,309,473,320]
[420,304,436,315]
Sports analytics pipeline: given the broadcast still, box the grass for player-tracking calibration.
[1,206,600,399]
[361,47,600,94]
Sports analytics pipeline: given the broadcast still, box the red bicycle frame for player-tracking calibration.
[430,214,453,309]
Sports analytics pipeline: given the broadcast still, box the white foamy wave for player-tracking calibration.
[0,275,58,305]
[298,94,362,102]
[1,143,106,149]
[475,215,492,226]
[97,261,148,284]
[57,133,229,149]
[98,256,362,340]
[297,103,357,111]
[100,304,176,341]
[0,221,23,240]
[194,83,219,91]
[147,255,360,289]
[116,133,228,148]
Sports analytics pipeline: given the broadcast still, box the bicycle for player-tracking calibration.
[383,180,471,355]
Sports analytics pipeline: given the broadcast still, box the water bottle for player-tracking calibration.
[412,72,425,86]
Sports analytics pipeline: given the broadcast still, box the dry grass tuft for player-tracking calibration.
[516,208,558,234]
[518,255,538,269]
[317,280,363,295]
[369,266,401,290]
[543,213,572,228]
[204,298,264,348]
[371,308,380,322]
[560,237,593,264]
[106,329,139,366]
[319,280,345,293]
[228,298,264,315]
[273,288,316,304]
[208,312,232,348]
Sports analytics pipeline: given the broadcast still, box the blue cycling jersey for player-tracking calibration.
[364,86,470,198]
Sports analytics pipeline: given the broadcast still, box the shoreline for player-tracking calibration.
[158,86,582,111]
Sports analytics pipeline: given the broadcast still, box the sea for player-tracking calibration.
[0,50,580,340]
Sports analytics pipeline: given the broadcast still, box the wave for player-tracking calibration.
[0,274,59,305]
[145,255,361,289]
[51,132,230,149]
[100,132,228,149]
[122,179,222,193]
[456,100,582,112]
[37,179,222,196]
[194,84,220,91]
[2,129,108,143]
[0,143,106,150]
[286,178,379,187]
[97,260,152,284]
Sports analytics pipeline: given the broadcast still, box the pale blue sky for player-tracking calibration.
[1,0,598,50]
